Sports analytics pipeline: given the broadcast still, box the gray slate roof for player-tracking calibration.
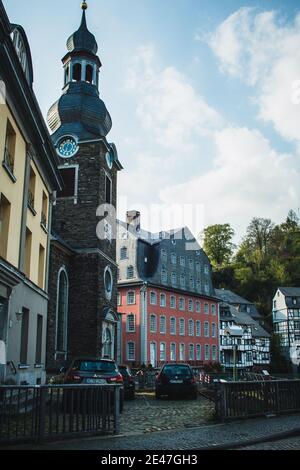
[220,302,270,338]
[215,288,262,319]
[278,287,300,297]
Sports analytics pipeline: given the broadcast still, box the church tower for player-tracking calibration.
[46,2,123,371]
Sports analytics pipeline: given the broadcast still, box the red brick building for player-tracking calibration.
[117,212,219,367]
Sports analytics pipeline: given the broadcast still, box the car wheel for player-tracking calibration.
[155,391,161,400]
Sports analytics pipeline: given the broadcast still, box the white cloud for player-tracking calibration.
[160,127,300,237]
[125,45,222,149]
[207,8,300,145]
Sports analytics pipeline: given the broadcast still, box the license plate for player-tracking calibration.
[85,378,107,385]
[170,380,183,384]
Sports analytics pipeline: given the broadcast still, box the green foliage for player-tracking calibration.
[203,224,235,268]
[207,211,300,324]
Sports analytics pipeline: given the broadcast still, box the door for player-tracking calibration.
[150,342,156,367]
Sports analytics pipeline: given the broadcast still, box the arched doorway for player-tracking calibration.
[103,327,112,359]
[101,308,120,361]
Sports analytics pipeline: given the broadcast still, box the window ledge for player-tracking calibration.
[18,364,30,370]
[2,161,17,183]
[34,364,44,369]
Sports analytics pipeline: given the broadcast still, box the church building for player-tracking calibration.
[46,2,123,373]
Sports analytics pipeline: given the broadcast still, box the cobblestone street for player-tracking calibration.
[238,436,300,450]
[120,392,215,434]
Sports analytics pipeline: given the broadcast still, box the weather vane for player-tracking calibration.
[81,1,88,10]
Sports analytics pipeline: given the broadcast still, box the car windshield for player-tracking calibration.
[163,365,192,377]
[72,361,116,373]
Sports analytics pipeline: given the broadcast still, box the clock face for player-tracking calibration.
[57,137,78,158]
[106,149,114,169]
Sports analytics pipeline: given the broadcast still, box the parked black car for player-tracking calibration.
[63,357,124,412]
[155,363,198,399]
[118,365,135,400]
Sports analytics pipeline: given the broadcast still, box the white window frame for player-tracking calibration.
[127,341,135,361]
[150,314,157,333]
[170,343,176,361]
[188,299,194,312]
[179,343,185,361]
[170,317,176,335]
[204,303,209,314]
[179,298,185,311]
[160,293,166,307]
[212,345,217,361]
[150,291,157,305]
[205,344,210,361]
[204,321,209,337]
[196,301,200,313]
[189,344,194,361]
[179,318,185,336]
[196,320,201,337]
[159,315,166,334]
[126,314,136,333]
[127,290,136,305]
[211,304,216,315]
[188,319,194,336]
[212,322,216,338]
[196,344,201,361]
[160,342,166,361]
[170,295,176,309]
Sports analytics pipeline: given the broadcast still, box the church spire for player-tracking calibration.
[47,0,112,141]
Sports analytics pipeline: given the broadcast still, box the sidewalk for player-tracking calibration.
[3,413,300,450]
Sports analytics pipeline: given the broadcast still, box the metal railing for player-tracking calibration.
[27,190,35,212]
[215,379,300,422]
[2,147,14,174]
[40,212,47,229]
[0,384,121,445]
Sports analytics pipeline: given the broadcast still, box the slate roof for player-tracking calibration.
[117,220,216,299]
[278,287,300,297]
[220,302,270,338]
[67,9,98,55]
[215,288,262,319]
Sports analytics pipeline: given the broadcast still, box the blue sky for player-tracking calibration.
[4,0,300,241]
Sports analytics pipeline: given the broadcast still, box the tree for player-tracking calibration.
[244,218,275,256]
[203,224,235,268]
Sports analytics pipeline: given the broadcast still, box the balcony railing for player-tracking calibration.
[40,212,47,230]
[27,190,35,214]
[2,147,15,176]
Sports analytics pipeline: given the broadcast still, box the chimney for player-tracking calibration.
[126,210,141,232]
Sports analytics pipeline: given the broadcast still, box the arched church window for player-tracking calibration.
[86,64,93,83]
[73,63,82,82]
[56,269,69,352]
[103,328,112,358]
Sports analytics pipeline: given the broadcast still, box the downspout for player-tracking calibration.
[140,283,148,365]
[18,148,31,272]
[45,192,55,293]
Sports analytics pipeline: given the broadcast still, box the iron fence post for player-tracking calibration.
[113,386,121,435]
[38,386,47,444]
